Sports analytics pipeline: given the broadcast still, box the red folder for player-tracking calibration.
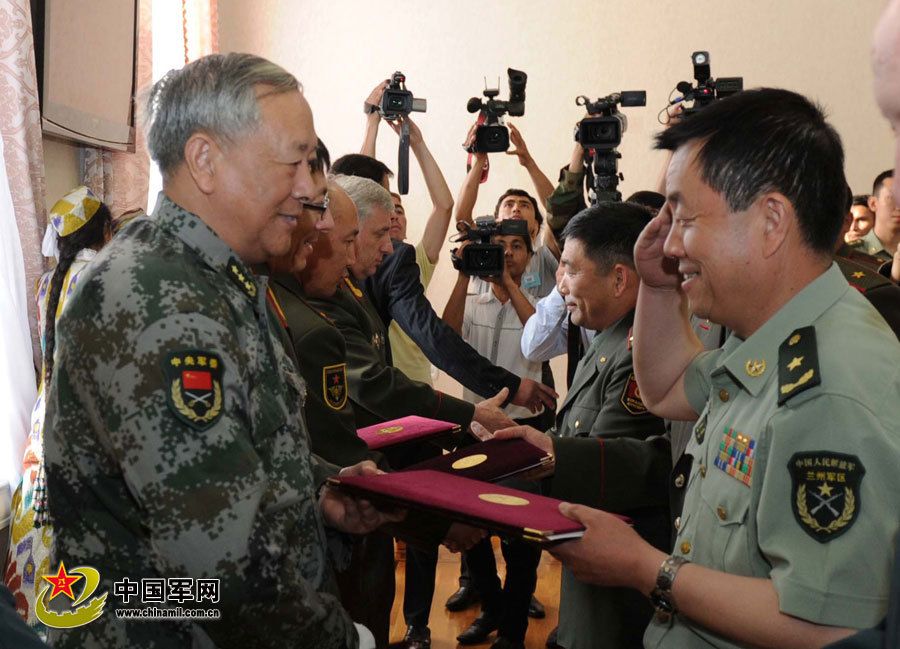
[404,438,552,483]
[357,415,460,450]
[332,469,585,544]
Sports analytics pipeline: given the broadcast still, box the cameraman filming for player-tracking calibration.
[457,124,560,300]
[442,227,550,649]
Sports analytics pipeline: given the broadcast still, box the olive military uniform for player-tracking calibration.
[269,274,394,648]
[547,311,669,649]
[646,264,900,648]
[307,278,475,431]
[269,274,370,467]
[43,197,358,649]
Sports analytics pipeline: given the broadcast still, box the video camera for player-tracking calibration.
[465,68,528,154]
[672,51,743,116]
[574,91,647,204]
[379,71,427,119]
[378,71,427,195]
[450,217,529,278]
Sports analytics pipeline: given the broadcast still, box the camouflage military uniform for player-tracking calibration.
[43,196,358,649]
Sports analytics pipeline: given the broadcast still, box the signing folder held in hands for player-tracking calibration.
[332,469,586,545]
[404,437,552,482]
[357,415,460,450]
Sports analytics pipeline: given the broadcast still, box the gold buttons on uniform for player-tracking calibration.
[674,474,685,488]
[574,420,580,429]
[717,506,727,521]
[599,356,607,364]
[674,516,682,531]
[718,389,730,402]
[699,465,707,478]
[680,541,692,555]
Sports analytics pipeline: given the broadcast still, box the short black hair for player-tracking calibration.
[331,154,393,184]
[852,194,871,207]
[872,169,893,197]
[561,202,653,273]
[316,138,331,172]
[494,188,544,229]
[625,190,666,212]
[655,87,846,255]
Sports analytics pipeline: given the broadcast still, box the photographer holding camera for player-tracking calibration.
[456,131,561,300]
[442,225,550,649]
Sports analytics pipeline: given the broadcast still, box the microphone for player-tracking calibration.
[467,97,483,113]
[672,81,694,104]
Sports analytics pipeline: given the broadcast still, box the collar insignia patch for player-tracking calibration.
[323,363,348,410]
[163,351,224,430]
[714,426,755,487]
[788,452,864,543]
[620,372,647,415]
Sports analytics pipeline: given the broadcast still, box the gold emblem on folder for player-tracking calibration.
[452,454,487,470]
[479,493,529,506]
[377,425,404,435]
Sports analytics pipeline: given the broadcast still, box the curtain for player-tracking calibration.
[0,0,47,364]
[0,135,37,500]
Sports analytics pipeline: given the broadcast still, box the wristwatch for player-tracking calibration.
[649,555,689,623]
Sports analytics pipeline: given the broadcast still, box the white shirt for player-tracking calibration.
[462,289,543,421]
[520,286,596,361]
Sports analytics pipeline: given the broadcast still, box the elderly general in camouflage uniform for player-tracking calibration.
[42,53,386,649]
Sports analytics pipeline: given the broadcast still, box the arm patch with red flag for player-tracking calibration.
[162,350,224,430]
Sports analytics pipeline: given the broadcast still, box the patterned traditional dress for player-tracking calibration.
[4,249,96,630]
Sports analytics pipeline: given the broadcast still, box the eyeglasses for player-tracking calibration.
[301,193,330,216]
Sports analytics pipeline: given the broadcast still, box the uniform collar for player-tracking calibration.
[860,229,890,257]
[154,194,263,304]
[715,263,846,396]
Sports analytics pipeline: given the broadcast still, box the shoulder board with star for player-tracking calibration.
[226,257,258,299]
[835,257,890,294]
[343,277,364,301]
[778,326,821,406]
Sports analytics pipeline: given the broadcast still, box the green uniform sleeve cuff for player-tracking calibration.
[773,573,887,629]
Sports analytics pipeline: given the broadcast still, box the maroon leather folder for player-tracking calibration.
[357,415,460,450]
[332,469,585,544]
[403,437,552,483]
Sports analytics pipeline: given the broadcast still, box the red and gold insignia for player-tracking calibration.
[323,363,348,410]
[163,350,224,430]
[620,372,647,415]
[43,561,82,601]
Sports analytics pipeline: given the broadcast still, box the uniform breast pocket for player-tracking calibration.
[698,468,753,574]
[567,404,601,438]
[250,382,287,451]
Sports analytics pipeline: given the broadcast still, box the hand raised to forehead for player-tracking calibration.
[633,207,680,290]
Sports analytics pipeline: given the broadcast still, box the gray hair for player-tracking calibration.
[141,53,300,176]
[330,174,393,224]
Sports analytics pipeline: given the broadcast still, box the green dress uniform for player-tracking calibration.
[43,196,358,649]
[270,274,371,468]
[645,263,900,648]
[269,273,395,648]
[307,278,475,431]
[546,311,669,649]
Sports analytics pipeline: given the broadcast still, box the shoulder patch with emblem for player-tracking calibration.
[788,452,865,543]
[777,326,821,406]
[323,363,348,410]
[620,372,647,415]
[163,350,224,430]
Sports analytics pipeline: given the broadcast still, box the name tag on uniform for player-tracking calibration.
[522,272,541,289]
